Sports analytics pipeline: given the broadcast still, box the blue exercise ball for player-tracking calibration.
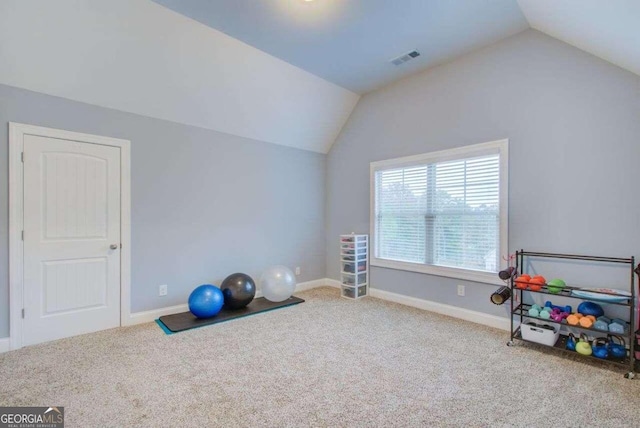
[188,284,224,318]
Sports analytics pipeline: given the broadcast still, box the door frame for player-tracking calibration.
[8,122,131,350]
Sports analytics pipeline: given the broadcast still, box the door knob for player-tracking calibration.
[110,244,119,250]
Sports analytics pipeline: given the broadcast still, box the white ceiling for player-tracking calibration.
[518,0,640,77]
[152,0,530,94]
[0,0,358,154]
[1,1,637,154]
[153,0,640,93]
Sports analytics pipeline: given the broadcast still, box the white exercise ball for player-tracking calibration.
[260,265,296,302]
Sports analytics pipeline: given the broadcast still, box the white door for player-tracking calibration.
[22,134,121,346]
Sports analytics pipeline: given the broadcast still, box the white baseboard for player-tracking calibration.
[295,278,331,292]
[125,279,333,327]
[324,278,341,288]
[1,279,507,348]
[125,303,189,326]
[323,278,507,330]
[0,337,10,353]
[369,288,510,331]
[3,279,506,336]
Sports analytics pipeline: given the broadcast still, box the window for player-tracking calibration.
[370,140,508,284]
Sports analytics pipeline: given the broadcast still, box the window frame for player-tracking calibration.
[369,139,509,286]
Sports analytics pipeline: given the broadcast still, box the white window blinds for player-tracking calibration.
[374,153,500,272]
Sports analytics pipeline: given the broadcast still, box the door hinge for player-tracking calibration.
[21,230,24,240]
[21,152,24,162]
[22,308,25,318]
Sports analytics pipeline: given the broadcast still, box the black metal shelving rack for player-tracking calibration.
[507,250,638,378]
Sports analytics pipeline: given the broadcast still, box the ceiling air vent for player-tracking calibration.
[390,50,420,66]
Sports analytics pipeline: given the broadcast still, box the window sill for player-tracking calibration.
[370,258,503,286]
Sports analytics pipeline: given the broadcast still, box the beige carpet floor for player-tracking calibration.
[1,286,639,427]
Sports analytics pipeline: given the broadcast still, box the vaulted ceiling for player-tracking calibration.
[0,0,359,154]
[518,0,640,78]
[153,0,640,94]
[152,0,530,94]
[1,1,637,154]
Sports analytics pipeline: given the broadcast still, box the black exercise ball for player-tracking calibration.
[221,273,256,309]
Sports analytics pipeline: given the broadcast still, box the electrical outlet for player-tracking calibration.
[457,285,465,297]
[295,266,301,275]
[159,284,168,296]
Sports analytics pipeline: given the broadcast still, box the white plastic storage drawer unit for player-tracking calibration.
[340,234,368,299]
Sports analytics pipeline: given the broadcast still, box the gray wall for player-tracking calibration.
[0,84,326,338]
[326,29,640,318]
